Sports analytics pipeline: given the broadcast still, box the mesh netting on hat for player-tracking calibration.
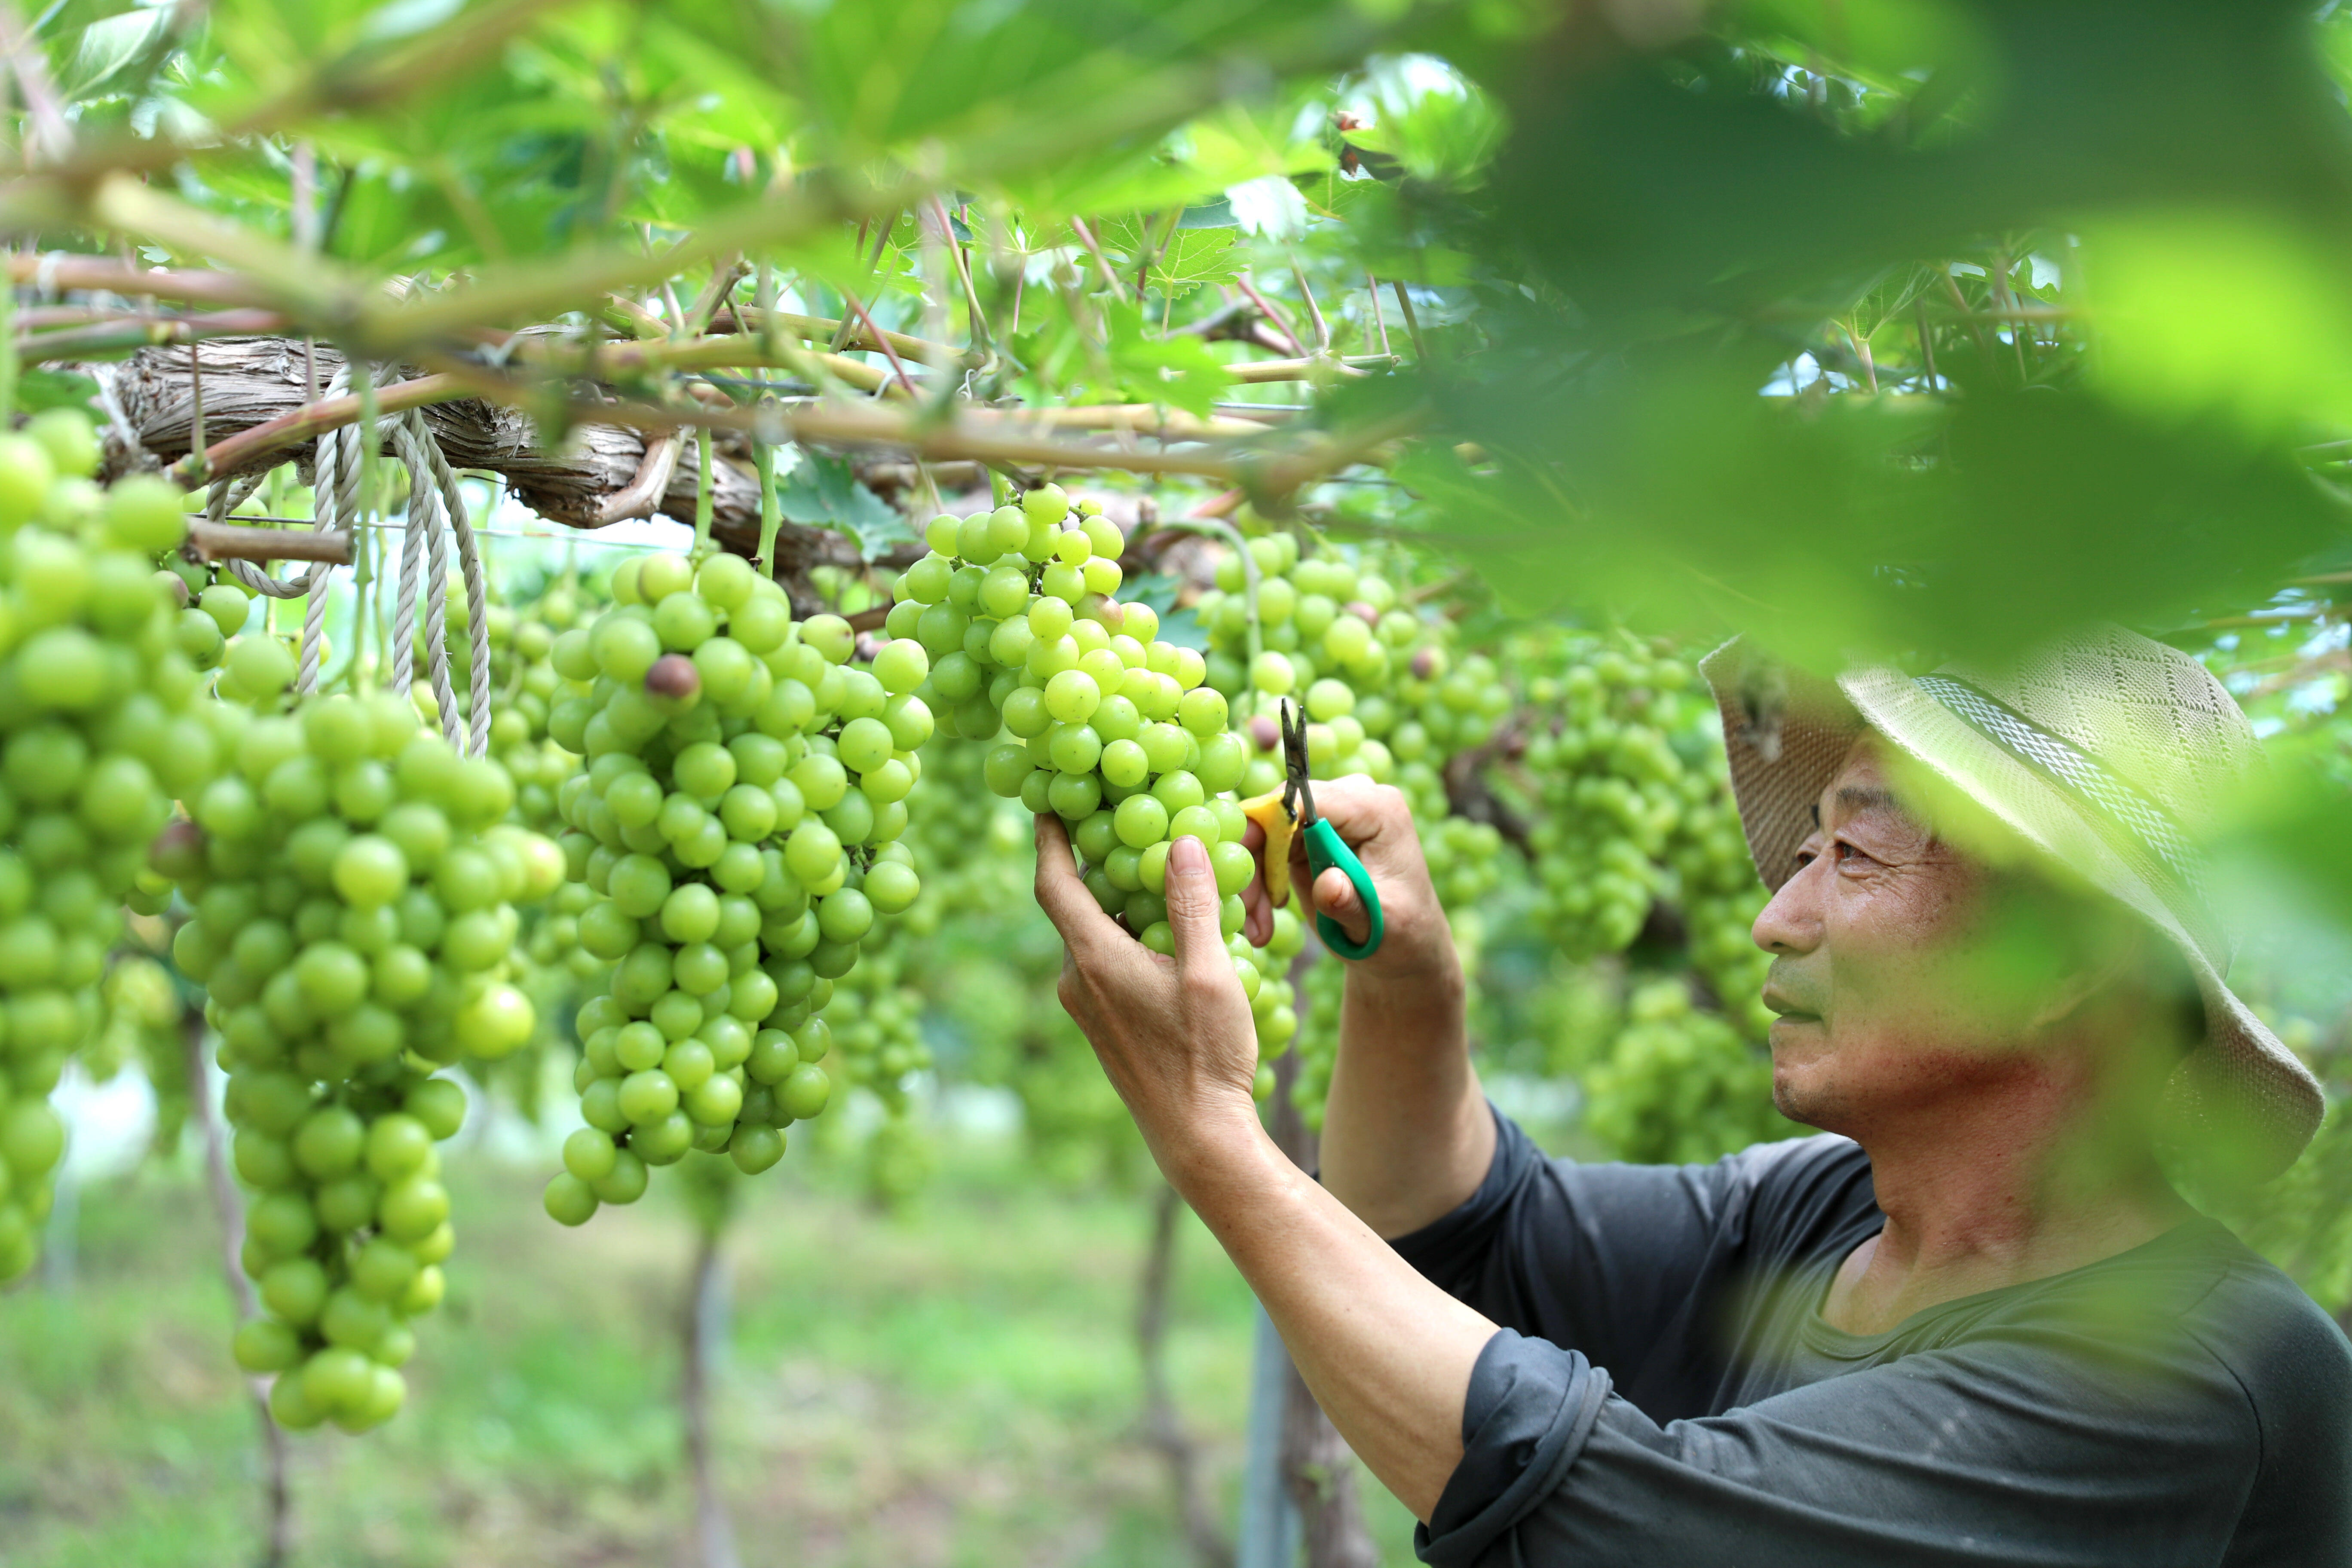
[1932,625,2262,834]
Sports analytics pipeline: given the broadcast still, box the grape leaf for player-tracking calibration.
[1849,261,1939,342]
[1146,227,1242,300]
[776,453,916,559]
[55,8,180,104]
[1090,213,1158,262]
[1087,217,1241,300]
[15,369,99,415]
[1102,300,1232,416]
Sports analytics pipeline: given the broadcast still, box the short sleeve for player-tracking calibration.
[1387,1106,1877,1412]
[1413,1328,1612,1568]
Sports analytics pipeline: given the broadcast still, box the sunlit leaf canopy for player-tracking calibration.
[9,0,2352,669]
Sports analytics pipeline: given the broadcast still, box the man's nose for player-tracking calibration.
[1752,856,1823,956]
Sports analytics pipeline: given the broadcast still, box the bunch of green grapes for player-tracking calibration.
[482,579,598,835]
[1188,539,1507,1127]
[821,945,937,1207]
[1511,633,1768,1029]
[1580,979,1788,1163]
[1423,815,1507,910]
[543,550,931,1222]
[1511,637,1699,956]
[0,410,215,1281]
[908,488,1302,1079]
[1389,648,1514,818]
[163,687,557,1432]
[1190,532,1525,1125]
[897,488,1267,952]
[79,950,193,1156]
[820,941,928,1109]
[895,735,1031,934]
[1192,534,1498,833]
[1196,533,1406,795]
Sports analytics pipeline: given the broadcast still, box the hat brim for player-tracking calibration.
[1699,637,2323,1182]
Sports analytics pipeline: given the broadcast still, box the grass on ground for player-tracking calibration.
[0,1133,1421,1567]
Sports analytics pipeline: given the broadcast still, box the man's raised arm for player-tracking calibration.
[1245,778,1494,1239]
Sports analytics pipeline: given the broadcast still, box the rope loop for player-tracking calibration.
[203,373,494,756]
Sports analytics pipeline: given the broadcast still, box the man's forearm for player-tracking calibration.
[1169,1118,1494,1522]
[1319,958,1495,1240]
[1030,806,1491,1525]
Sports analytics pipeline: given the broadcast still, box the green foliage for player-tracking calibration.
[775,455,914,559]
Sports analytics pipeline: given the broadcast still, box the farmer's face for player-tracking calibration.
[1749,737,2077,1136]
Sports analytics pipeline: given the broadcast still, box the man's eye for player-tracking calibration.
[1835,840,1869,864]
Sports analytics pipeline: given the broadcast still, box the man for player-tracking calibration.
[1032,624,2352,1565]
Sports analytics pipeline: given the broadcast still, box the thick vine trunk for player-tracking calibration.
[1263,946,1381,1568]
[89,339,905,599]
[1139,1180,1235,1568]
[184,1005,292,1568]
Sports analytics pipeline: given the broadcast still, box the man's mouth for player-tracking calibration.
[1759,985,1821,1023]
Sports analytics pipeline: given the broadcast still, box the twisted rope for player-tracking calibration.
[386,420,432,700]
[207,371,493,755]
[401,407,492,758]
[296,364,366,695]
[416,427,459,750]
[208,474,309,599]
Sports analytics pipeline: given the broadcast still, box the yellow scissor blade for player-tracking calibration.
[1240,787,1299,907]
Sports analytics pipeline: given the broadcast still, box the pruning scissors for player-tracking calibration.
[1240,699,1386,960]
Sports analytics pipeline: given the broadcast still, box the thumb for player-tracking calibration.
[1162,834,1226,974]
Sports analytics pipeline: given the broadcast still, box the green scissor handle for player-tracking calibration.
[1302,817,1384,960]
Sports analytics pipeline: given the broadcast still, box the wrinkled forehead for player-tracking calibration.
[1811,734,1923,833]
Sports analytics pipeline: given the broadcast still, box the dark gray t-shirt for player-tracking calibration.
[1390,1110,2352,1567]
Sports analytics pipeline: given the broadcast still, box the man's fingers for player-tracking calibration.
[1241,872,1272,947]
[1162,834,1228,976]
[1298,776,1400,866]
[1312,864,1370,945]
[1032,813,1119,955]
[1237,816,1274,934]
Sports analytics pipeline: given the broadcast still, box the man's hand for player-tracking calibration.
[1033,810,1491,1528]
[1032,814,1262,1181]
[1242,776,1462,998]
[1238,776,1488,1240]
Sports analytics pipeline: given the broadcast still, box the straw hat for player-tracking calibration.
[1698,625,2323,1181]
